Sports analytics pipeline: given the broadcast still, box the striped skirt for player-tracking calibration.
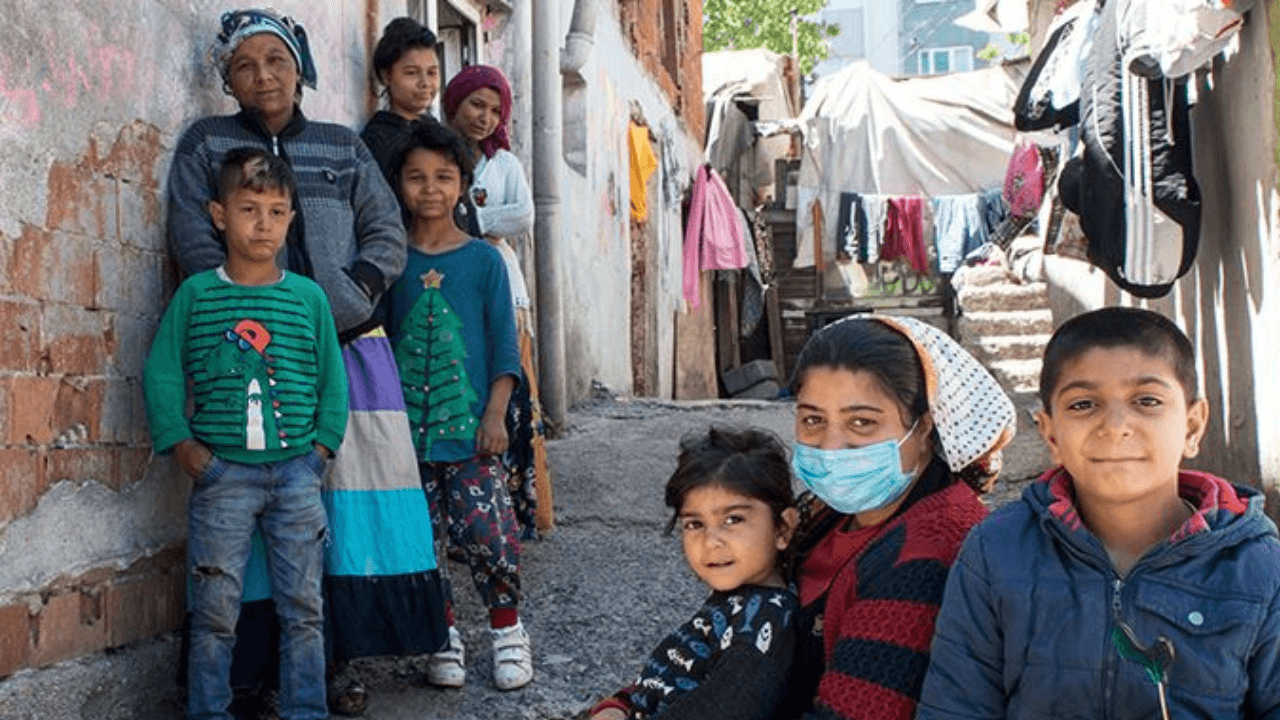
[231,330,448,678]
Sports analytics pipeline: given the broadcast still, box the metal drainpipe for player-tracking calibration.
[561,0,596,78]
[532,1,567,429]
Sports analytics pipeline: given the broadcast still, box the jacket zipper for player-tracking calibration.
[271,135,280,156]
[1102,576,1124,719]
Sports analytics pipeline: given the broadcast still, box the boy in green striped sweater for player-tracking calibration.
[144,147,346,720]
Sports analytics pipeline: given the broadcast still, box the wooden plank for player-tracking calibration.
[765,286,787,383]
[674,274,719,400]
[715,272,741,377]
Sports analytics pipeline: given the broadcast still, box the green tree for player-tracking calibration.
[395,269,480,458]
[703,0,839,76]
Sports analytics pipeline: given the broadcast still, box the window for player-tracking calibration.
[430,0,481,80]
[916,46,974,75]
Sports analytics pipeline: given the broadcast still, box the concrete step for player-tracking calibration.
[998,390,1052,484]
[952,264,1014,288]
[962,333,1053,363]
[956,281,1049,313]
[957,309,1055,338]
[987,358,1042,395]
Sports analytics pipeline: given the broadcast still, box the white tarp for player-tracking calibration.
[702,49,799,206]
[793,60,1025,267]
[955,0,1029,33]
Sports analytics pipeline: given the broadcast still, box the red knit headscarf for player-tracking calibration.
[442,64,512,159]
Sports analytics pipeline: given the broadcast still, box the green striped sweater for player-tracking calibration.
[143,268,347,464]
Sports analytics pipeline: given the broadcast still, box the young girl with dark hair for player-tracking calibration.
[442,64,552,539]
[589,426,800,720]
[780,315,1016,720]
[361,17,441,183]
[383,120,531,691]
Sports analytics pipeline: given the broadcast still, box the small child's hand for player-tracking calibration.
[476,408,509,456]
[174,439,214,479]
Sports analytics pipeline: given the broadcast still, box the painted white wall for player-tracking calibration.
[551,0,703,400]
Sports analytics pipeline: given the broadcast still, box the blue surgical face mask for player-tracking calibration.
[791,421,920,515]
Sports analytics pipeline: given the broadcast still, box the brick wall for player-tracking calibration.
[0,549,186,678]
[618,0,706,142]
[0,118,186,679]
[0,1,382,682]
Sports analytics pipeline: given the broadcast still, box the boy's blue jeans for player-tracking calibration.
[186,449,329,720]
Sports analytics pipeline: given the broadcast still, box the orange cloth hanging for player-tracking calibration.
[628,122,658,221]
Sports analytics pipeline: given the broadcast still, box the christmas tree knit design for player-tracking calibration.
[395,269,480,457]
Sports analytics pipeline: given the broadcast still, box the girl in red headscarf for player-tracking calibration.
[442,66,553,545]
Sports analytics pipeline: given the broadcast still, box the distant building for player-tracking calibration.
[901,0,993,76]
[812,0,994,79]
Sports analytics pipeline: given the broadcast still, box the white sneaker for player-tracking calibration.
[490,621,533,690]
[426,626,466,688]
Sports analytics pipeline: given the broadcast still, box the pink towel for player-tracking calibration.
[1004,142,1044,219]
[683,166,748,308]
[882,197,928,274]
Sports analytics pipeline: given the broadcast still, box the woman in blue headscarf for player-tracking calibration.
[166,8,448,716]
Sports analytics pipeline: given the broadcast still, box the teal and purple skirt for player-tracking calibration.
[233,329,448,681]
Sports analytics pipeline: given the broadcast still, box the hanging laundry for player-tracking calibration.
[628,121,658,221]
[882,197,928,275]
[862,195,890,264]
[1059,0,1200,298]
[933,195,991,274]
[1004,142,1045,219]
[979,188,1009,236]
[736,206,765,338]
[683,165,749,308]
[1013,0,1098,131]
[835,192,870,262]
[1119,0,1253,79]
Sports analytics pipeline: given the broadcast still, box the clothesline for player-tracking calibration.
[834,188,1011,276]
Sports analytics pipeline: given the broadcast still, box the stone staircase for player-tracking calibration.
[952,265,1055,489]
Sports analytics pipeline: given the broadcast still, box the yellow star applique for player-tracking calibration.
[421,269,444,289]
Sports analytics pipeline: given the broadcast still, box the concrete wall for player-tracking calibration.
[1040,1,1280,506]
[0,0,399,681]
[1175,2,1278,496]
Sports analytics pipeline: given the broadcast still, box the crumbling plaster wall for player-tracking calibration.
[555,0,708,401]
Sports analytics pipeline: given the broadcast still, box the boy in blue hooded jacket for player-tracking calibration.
[917,307,1280,720]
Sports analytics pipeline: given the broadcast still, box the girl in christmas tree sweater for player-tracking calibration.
[382,120,530,690]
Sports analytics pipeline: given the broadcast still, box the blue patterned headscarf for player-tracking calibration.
[212,8,318,91]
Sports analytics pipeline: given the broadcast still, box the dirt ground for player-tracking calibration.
[0,396,1042,720]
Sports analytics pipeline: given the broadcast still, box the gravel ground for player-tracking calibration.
[0,396,1043,720]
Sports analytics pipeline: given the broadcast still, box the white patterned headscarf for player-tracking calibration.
[823,314,1017,490]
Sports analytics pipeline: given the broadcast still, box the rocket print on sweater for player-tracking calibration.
[196,318,287,449]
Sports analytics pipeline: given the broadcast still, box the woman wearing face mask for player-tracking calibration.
[778,315,1016,720]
